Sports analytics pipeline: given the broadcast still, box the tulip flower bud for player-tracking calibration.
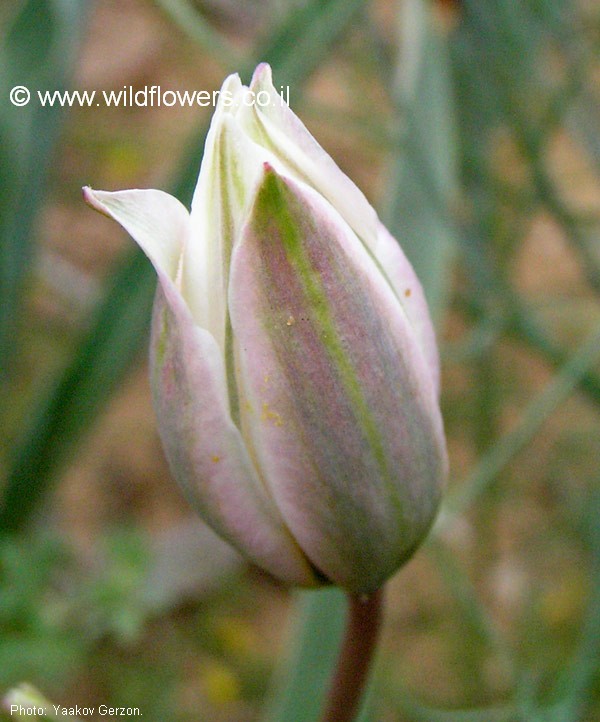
[84,63,447,594]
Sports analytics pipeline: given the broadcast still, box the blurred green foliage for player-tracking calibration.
[0,0,88,378]
[0,530,150,689]
[1,0,599,720]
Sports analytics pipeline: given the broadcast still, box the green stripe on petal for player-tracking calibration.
[229,166,446,593]
[257,168,394,492]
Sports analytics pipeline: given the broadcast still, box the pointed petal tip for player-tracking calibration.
[221,71,242,91]
[82,187,192,285]
[82,185,104,214]
[251,62,273,86]
[83,186,128,223]
[258,161,287,192]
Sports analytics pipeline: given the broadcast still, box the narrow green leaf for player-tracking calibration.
[457,0,600,296]
[383,0,458,321]
[258,0,367,88]
[0,0,88,377]
[263,589,347,722]
[152,0,244,69]
[427,538,514,668]
[393,694,514,722]
[538,492,600,722]
[440,321,600,526]
[0,249,156,532]
[457,288,600,411]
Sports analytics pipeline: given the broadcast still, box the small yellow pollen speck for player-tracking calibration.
[261,402,283,426]
[286,315,295,326]
[263,373,270,384]
[404,288,412,297]
[211,455,221,463]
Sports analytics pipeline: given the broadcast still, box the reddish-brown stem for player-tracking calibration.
[320,588,384,722]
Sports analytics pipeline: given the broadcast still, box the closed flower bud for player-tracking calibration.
[84,63,447,594]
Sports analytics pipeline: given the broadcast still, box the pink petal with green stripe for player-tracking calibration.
[229,167,446,593]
